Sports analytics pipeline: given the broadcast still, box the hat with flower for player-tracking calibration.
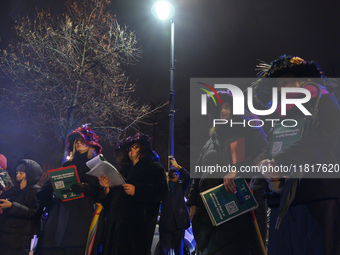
[252,54,334,107]
[257,55,324,78]
[66,123,102,154]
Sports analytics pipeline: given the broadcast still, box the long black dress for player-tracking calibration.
[39,151,101,255]
[102,157,168,255]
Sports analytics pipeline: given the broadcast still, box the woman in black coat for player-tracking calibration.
[38,124,103,255]
[253,55,340,255]
[99,134,168,255]
[0,159,42,255]
[187,90,268,255]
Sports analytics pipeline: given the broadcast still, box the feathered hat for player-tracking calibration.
[66,123,102,154]
[252,54,332,107]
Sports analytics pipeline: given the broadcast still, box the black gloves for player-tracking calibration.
[71,182,94,195]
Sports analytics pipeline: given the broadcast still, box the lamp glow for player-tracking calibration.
[151,1,175,20]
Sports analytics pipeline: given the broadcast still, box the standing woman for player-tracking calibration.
[99,134,168,255]
[38,124,102,255]
[0,159,42,255]
[187,90,268,255]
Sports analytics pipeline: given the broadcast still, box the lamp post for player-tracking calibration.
[151,1,176,162]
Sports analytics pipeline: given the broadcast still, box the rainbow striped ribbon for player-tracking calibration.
[85,203,104,255]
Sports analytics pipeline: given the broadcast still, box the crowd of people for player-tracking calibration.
[0,55,339,255]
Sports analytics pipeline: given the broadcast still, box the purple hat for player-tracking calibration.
[66,124,102,154]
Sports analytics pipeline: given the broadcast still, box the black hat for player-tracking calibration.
[253,55,330,107]
[257,55,324,78]
[66,123,102,154]
[114,133,152,164]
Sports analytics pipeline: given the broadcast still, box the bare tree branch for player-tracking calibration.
[0,0,159,160]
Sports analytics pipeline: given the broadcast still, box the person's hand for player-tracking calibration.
[190,205,197,221]
[122,184,135,196]
[257,159,280,179]
[99,175,110,195]
[0,199,12,209]
[169,156,181,169]
[99,175,110,188]
[223,171,237,193]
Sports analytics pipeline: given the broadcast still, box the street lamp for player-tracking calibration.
[151,1,176,161]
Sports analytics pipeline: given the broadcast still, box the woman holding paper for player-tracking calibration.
[37,124,103,255]
[99,133,168,255]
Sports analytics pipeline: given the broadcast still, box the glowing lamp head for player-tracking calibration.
[151,1,175,20]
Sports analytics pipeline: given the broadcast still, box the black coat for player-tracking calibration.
[159,167,191,232]
[254,87,340,255]
[102,157,168,255]
[0,160,41,255]
[255,92,340,203]
[39,152,101,250]
[187,125,268,254]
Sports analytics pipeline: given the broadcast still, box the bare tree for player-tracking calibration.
[0,0,159,160]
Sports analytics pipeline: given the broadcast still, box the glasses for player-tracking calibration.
[128,144,140,152]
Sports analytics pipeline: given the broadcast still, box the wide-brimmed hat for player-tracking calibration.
[257,55,324,78]
[253,55,329,107]
[114,133,151,164]
[66,124,102,154]
[207,90,233,119]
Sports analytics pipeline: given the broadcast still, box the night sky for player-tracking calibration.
[1,0,340,171]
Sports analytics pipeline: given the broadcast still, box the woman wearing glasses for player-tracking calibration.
[99,133,168,255]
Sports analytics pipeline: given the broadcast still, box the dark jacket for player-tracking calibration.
[187,125,268,254]
[102,157,168,255]
[38,151,101,250]
[159,167,191,232]
[0,159,42,255]
[254,92,340,204]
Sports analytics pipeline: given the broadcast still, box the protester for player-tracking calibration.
[37,124,102,255]
[0,154,14,196]
[0,159,42,255]
[159,156,191,255]
[99,133,168,255]
[253,55,340,255]
[187,90,268,255]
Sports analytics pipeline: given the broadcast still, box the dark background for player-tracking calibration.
[1,0,340,174]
